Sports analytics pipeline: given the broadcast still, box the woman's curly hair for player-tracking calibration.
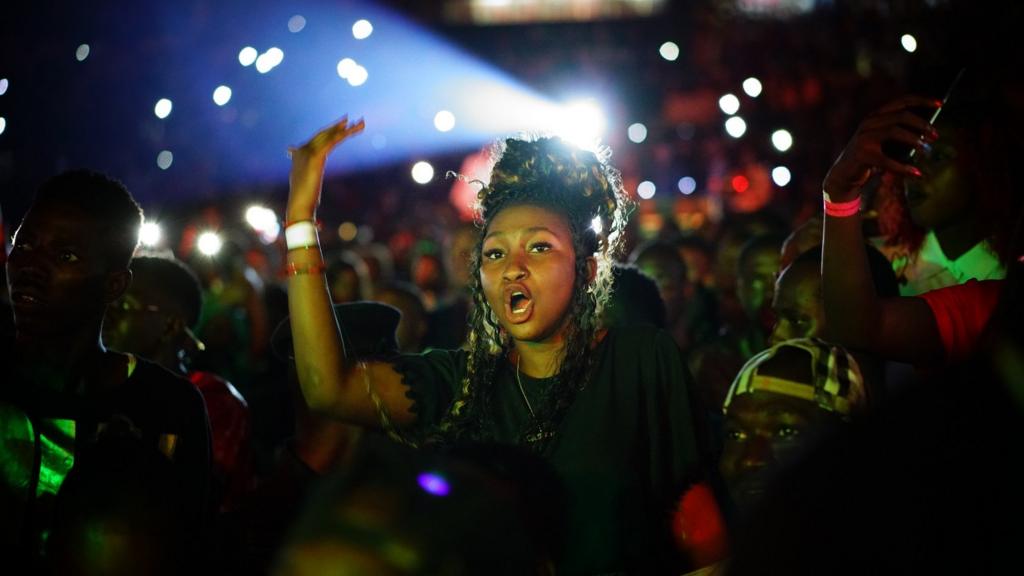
[435,135,633,449]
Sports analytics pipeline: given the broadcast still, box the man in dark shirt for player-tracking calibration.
[1,170,211,568]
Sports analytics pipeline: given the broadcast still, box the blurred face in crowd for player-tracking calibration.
[104,274,177,360]
[330,266,364,304]
[769,262,824,345]
[905,124,971,231]
[736,246,780,329]
[413,254,446,294]
[719,391,832,512]
[6,201,127,342]
[634,252,687,322]
[448,225,479,291]
[480,204,586,345]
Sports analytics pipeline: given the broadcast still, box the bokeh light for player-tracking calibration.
[288,15,307,33]
[156,150,174,170]
[138,222,162,247]
[659,41,680,61]
[901,34,918,53]
[772,166,792,186]
[212,85,232,106]
[255,47,284,74]
[724,116,747,138]
[627,122,648,143]
[434,110,456,132]
[0,78,8,96]
[637,180,656,199]
[678,176,697,195]
[238,46,258,66]
[742,77,763,97]
[731,174,750,193]
[417,472,450,497]
[411,161,434,184]
[197,231,223,256]
[75,44,90,62]
[154,98,173,119]
[719,93,740,115]
[771,129,793,152]
[556,98,606,151]
[0,117,6,136]
[338,221,358,242]
[336,58,358,79]
[591,216,603,235]
[352,19,374,40]
[347,65,368,87]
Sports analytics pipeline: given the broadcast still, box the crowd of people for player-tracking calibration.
[3,15,1024,575]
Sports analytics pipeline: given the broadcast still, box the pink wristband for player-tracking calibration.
[823,194,861,218]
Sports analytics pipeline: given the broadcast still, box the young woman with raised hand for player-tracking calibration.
[283,117,701,574]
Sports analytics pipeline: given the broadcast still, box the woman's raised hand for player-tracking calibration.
[287,116,365,220]
[823,96,940,202]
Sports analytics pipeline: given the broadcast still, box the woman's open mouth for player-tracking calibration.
[505,289,534,324]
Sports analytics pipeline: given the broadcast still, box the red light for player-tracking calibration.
[731,175,750,193]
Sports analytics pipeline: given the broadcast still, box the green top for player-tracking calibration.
[381,324,701,574]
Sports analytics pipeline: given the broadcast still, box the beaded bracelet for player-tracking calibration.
[284,261,327,276]
[823,193,861,218]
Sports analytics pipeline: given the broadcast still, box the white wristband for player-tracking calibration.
[285,221,319,250]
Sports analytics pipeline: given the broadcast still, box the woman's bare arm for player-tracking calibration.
[821,96,946,365]
[285,117,416,427]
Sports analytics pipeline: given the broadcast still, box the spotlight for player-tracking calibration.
[138,222,162,247]
[197,231,223,256]
[557,98,606,152]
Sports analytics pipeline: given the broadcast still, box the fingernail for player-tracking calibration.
[910,167,923,177]
[934,99,943,107]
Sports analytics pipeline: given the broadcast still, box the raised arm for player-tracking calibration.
[285,117,415,427]
[821,96,946,365]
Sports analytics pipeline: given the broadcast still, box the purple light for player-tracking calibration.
[417,472,450,496]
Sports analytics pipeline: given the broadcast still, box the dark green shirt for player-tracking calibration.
[386,325,701,574]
